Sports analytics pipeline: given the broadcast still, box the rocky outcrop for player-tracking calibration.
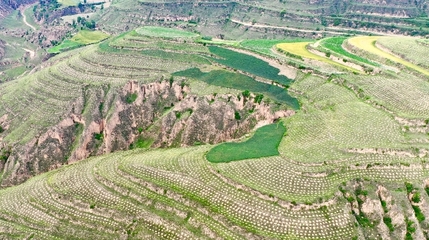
[0,79,294,187]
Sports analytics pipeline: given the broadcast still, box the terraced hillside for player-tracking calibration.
[98,0,429,38]
[0,27,297,186]
[1,27,429,239]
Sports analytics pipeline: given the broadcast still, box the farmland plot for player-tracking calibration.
[377,37,429,68]
[348,36,429,76]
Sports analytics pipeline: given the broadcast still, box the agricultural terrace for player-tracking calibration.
[58,0,80,6]
[376,37,429,68]
[206,123,286,163]
[0,146,358,239]
[348,36,429,76]
[48,30,109,53]
[319,37,379,67]
[173,68,300,109]
[239,39,310,56]
[276,42,360,73]
[2,27,429,239]
[135,26,199,39]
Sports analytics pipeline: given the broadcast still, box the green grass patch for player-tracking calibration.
[0,66,27,82]
[206,123,286,163]
[58,0,80,6]
[320,37,379,67]
[173,68,299,109]
[130,137,153,149]
[48,40,83,54]
[208,46,292,86]
[48,30,109,53]
[135,26,199,39]
[71,30,110,44]
[240,39,310,56]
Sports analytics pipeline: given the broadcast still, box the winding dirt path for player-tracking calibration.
[20,5,36,31]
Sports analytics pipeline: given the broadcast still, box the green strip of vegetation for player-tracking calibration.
[173,68,299,109]
[208,46,292,86]
[320,37,379,67]
[135,26,199,39]
[239,39,309,56]
[206,123,286,163]
[48,30,109,53]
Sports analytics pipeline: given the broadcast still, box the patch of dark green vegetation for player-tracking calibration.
[383,217,394,232]
[125,93,138,104]
[173,68,299,109]
[412,205,426,223]
[94,133,104,141]
[208,46,292,86]
[406,218,416,240]
[321,37,379,67]
[130,137,153,149]
[206,123,286,163]
[404,182,425,223]
[0,147,11,162]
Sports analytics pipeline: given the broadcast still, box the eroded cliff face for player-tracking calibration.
[0,79,294,187]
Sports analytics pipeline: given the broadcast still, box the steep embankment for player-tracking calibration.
[0,29,296,187]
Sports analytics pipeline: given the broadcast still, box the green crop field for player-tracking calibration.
[208,46,292,85]
[135,26,199,39]
[48,30,109,53]
[240,39,310,56]
[58,0,80,6]
[206,123,286,163]
[320,37,379,66]
[173,68,300,109]
[277,42,361,73]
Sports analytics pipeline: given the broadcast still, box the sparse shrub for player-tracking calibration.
[412,205,425,222]
[125,93,138,104]
[380,200,388,213]
[175,111,181,119]
[137,127,143,134]
[405,182,414,194]
[254,94,264,104]
[169,76,174,87]
[411,192,421,203]
[234,111,241,120]
[0,126,3,133]
[94,133,103,141]
[383,217,394,232]
[0,148,11,162]
[242,90,250,98]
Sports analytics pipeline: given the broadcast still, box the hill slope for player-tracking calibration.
[1,27,429,239]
